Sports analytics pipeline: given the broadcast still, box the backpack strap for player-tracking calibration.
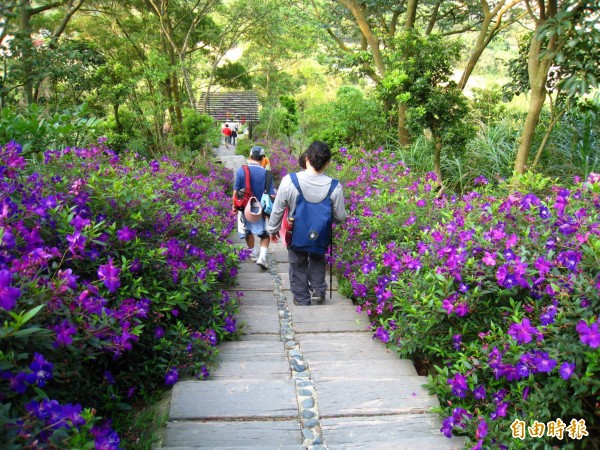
[328,179,339,197]
[289,172,302,196]
[263,170,273,194]
[242,165,252,195]
[290,173,338,199]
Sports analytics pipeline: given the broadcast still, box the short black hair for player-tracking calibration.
[306,141,331,171]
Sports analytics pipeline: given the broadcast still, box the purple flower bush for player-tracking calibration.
[333,148,600,448]
[0,139,243,447]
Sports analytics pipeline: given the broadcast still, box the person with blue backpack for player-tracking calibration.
[267,141,347,306]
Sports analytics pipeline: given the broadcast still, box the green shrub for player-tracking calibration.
[333,148,600,448]
[0,103,103,153]
[173,109,220,154]
[0,139,242,448]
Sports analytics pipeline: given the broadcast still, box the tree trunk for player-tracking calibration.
[514,85,546,174]
[397,0,419,146]
[18,2,34,105]
[398,103,410,146]
[513,28,554,175]
[337,0,385,78]
[405,0,418,28]
[114,103,121,133]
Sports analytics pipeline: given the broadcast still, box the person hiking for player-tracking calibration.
[231,124,238,146]
[260,150,272,171]
[267,141,346,306]
[233,145,275,269]
[222,123,232,148]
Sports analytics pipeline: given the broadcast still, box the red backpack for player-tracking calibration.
[233,165,252,211]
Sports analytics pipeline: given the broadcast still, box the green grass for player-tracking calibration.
[114,391,171,450]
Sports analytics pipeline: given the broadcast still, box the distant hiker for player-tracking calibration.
[260,149,272,171]
[268,141,346,306]
[222,123,232,147]
[231,124,238,146]
[233,146,275,269]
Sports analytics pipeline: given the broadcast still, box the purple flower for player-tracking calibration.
[559,361,575,380]
[91,420,121,450]
[53,320,77,347]
[539,205,551,219]
[198,365,210,380]
[29,353,53,387]
[482,252,496,266]
[66,231,87,255]
[473,385,486,400]
[508,318,538,344]
[57,268,79,290]
[116,226,136,242]
[224,316,237,333]
[3,370,34,393]
[98,259,121,293]
[165,367,179,386]
[490,402,508,420]
[576,321,600,348]
[70,215,91,230]
[104,371,116,384]
[452,334,462,350]
[540,305,557,326]
[154,327,165,339]
[441,416,454,438]
[475,418,488,439]
[454,302,469,317]
[447,372,468,398]
[374,326,390,343]
[0,270,21,311]
[534,257,552,275]
[532,351,557,373]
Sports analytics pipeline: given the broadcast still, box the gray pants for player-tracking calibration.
[288,248,326,305]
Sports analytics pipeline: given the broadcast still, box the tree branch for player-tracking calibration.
[50,0,86,45]
[30,1,64,16]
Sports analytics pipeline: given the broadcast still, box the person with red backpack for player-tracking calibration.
[267,141,346,306]
[233,146,275,269]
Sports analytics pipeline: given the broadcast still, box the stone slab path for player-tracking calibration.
[160,145,464,449]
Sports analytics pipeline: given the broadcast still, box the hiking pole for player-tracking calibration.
[330,215,333,300]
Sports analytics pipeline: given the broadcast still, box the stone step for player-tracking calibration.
[236,306,280,334]
[308,359,418,381]
[163,420,302,448]
[321,414,464,449]
[290,305,370,333]
[316,378,439,416]
[169,379,298,420]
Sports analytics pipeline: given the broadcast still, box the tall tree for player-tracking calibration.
[311,0,521,145]
[144,0,218,121]
[2,0,86,106]
[512,0,597,175]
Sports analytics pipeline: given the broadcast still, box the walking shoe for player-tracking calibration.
[256,255,268,269]
[293,298,311,306]
[310,290,326,302]
[250,250,258,261]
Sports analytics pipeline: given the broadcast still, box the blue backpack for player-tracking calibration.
[289,173,338,255]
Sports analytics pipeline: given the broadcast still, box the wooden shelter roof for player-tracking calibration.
[198,91,260,123]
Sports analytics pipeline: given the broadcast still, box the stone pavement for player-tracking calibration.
[160,144,464,449]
